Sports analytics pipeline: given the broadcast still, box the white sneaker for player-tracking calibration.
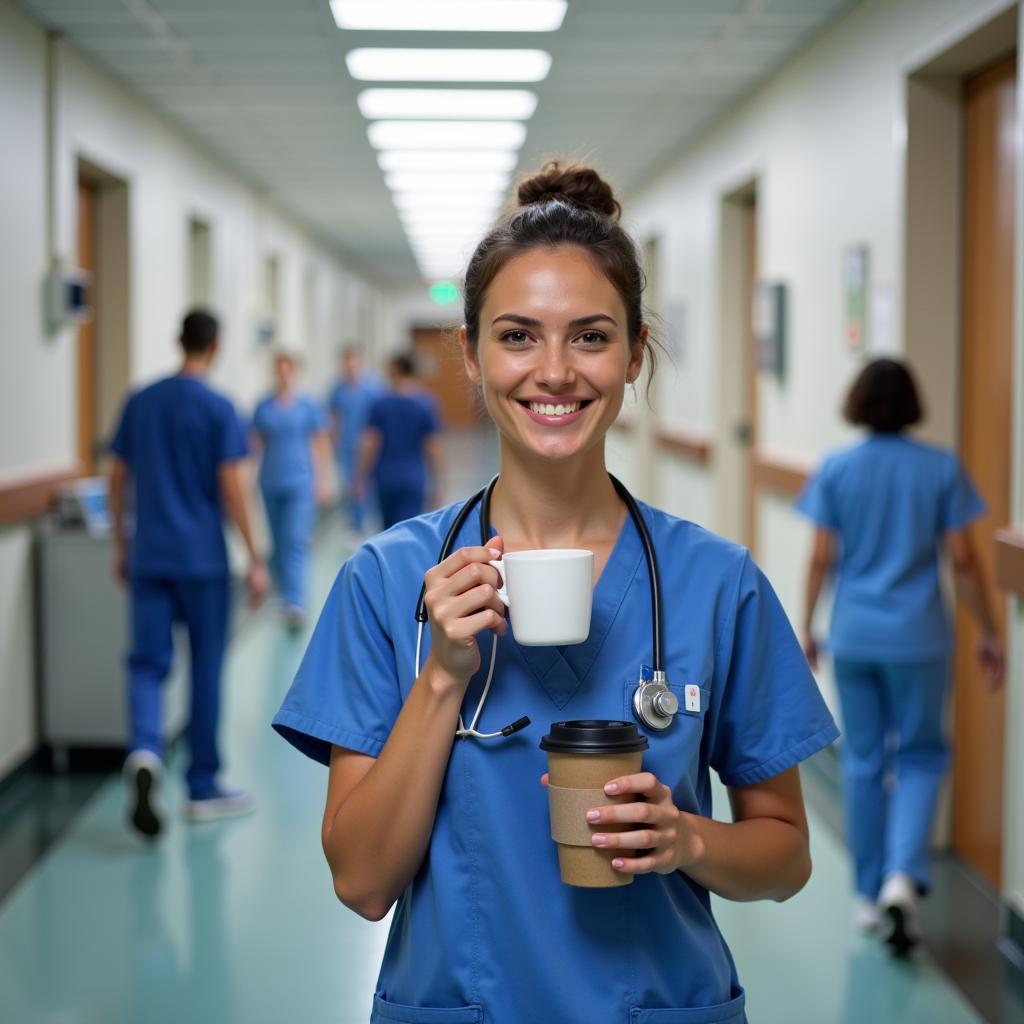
[878,872,920,956]
[124,749,165,840]
[185,786,255,823]
[854,897,882,933]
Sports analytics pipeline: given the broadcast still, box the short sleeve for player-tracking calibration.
[307,397,329,432]
[109,394,136,464]
[218,401,249,464]
[367,397,386,432]
[709,554,839,788]
[795,461,837,530]
[938,459,986,533]
[425,397,442,435]
[272,546,402,765]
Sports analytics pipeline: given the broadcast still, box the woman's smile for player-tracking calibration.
[515,396,594,426]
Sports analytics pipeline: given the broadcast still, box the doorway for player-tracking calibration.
[411,327,480,428]
[952,54,1016,889]
[716,183,758,550]
[77,162,130,475]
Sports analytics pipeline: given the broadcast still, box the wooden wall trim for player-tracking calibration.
[0,466,83,526]
[656,428,712,465]
[751,452,812,499]
[995,528,1024,596]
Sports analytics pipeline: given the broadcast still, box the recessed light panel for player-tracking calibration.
[347,49,552,83]
[331,1,567,33]
[369,120,527,150]
[358,89,537,121]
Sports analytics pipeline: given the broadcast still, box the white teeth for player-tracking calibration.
[528,401,580,417]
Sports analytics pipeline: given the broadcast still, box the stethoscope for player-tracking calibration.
[414,474,679,740]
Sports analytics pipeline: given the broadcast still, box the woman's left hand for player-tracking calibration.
[540,771,704,876]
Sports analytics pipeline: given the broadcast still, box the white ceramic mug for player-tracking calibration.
[488,549,594,646]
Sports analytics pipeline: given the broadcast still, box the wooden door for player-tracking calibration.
[412,328,481,428]
[77,181,98,473]
[953,55,1016,888]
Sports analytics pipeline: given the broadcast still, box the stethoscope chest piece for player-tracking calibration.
[632,669,678,731]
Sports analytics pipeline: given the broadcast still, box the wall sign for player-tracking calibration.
[753,280,786,378]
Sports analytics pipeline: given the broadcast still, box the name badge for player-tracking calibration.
[684,684,701,714]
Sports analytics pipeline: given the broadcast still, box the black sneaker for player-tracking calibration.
[124,749,165,839]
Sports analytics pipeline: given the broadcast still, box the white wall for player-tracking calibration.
[626,0,1023,921]
[0,0,382,776]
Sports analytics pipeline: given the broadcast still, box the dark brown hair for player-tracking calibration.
[180,308,218,354]
[843,358,924,433]
[462,160,656,380]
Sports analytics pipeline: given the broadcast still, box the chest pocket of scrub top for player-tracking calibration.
[630,989,746,1023]
[622,680,710,792]
[371,993,483,1023]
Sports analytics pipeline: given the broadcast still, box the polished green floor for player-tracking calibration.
[0,518,987,1024]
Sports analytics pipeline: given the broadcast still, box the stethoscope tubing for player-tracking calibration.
[414,474,663,674]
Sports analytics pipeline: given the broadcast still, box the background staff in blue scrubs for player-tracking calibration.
[273,162,838,1024]
[357,353,443,530]
[799,358,1005,955]
[328,344,383,534]
[251,351,331,630]
[109,309,269,839]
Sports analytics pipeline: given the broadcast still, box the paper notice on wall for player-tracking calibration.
[868,284,897,355]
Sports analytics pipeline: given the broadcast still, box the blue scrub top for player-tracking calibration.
[252,393,327,494]
[328,374,384,458]
[367,392,440,490]
[110,375,248,579]
[797,434,986,662]
[273,500,838,1023]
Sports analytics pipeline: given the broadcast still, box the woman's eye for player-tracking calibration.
[500,330,531,345]
[576,331,607,346]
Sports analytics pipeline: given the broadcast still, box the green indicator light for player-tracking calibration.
[430,281,460,305]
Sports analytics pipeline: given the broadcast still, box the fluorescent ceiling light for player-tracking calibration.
[331,1,567,33]
[378,150,519,173]
[386,171,509,193]
[393,189,504,207]
[347,49,552,83]
[359,89,537,121]
[369,120,527,150]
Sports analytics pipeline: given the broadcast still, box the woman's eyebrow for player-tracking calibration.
[491,313,618,328]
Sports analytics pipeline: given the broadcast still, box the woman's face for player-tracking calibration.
[274,356,296,390]
[461,246,644,465]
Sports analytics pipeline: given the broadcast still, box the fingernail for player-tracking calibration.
[586,810,600,822]
[612,859,624,869]
[605,782,619,794]
[488,548,501,558]
[592,834,607,847]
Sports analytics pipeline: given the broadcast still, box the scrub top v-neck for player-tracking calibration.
[273,499,838,1024]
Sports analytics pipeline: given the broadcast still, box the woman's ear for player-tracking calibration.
[459,326,482,385]
[627,324,648,384]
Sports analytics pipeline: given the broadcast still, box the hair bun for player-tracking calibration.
[516,160,621,220]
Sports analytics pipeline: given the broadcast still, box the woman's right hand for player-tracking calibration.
[422,537,508,688]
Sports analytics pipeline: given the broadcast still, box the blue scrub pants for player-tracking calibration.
[337,446,367,531]
[261,486,315,610]
[833,657,951,899]
[128,576,230,800]
[377,480,425,530]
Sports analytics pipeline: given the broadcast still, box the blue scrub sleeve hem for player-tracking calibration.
[272,708,386,765]
[718,721,839,788]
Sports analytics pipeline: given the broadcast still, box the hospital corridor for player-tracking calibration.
[2,1,1024,1022]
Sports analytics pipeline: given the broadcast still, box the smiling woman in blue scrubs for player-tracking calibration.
[798,359,1005,956]
[252,352,330,629]
[273,163,838,1024]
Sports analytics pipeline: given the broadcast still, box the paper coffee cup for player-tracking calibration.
[540,720,649,888]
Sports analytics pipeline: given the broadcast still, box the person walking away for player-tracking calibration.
[251,351,331,631]
[328,344,383,534]
[798,357,1005,955]
[109,308,269,839]
[358,353,442,530]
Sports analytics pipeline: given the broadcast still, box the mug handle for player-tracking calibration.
[488,560,510,607]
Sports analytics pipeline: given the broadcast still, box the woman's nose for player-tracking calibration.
[535,346,575,388]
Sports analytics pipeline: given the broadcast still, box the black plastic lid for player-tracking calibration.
[539,720,649,755]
